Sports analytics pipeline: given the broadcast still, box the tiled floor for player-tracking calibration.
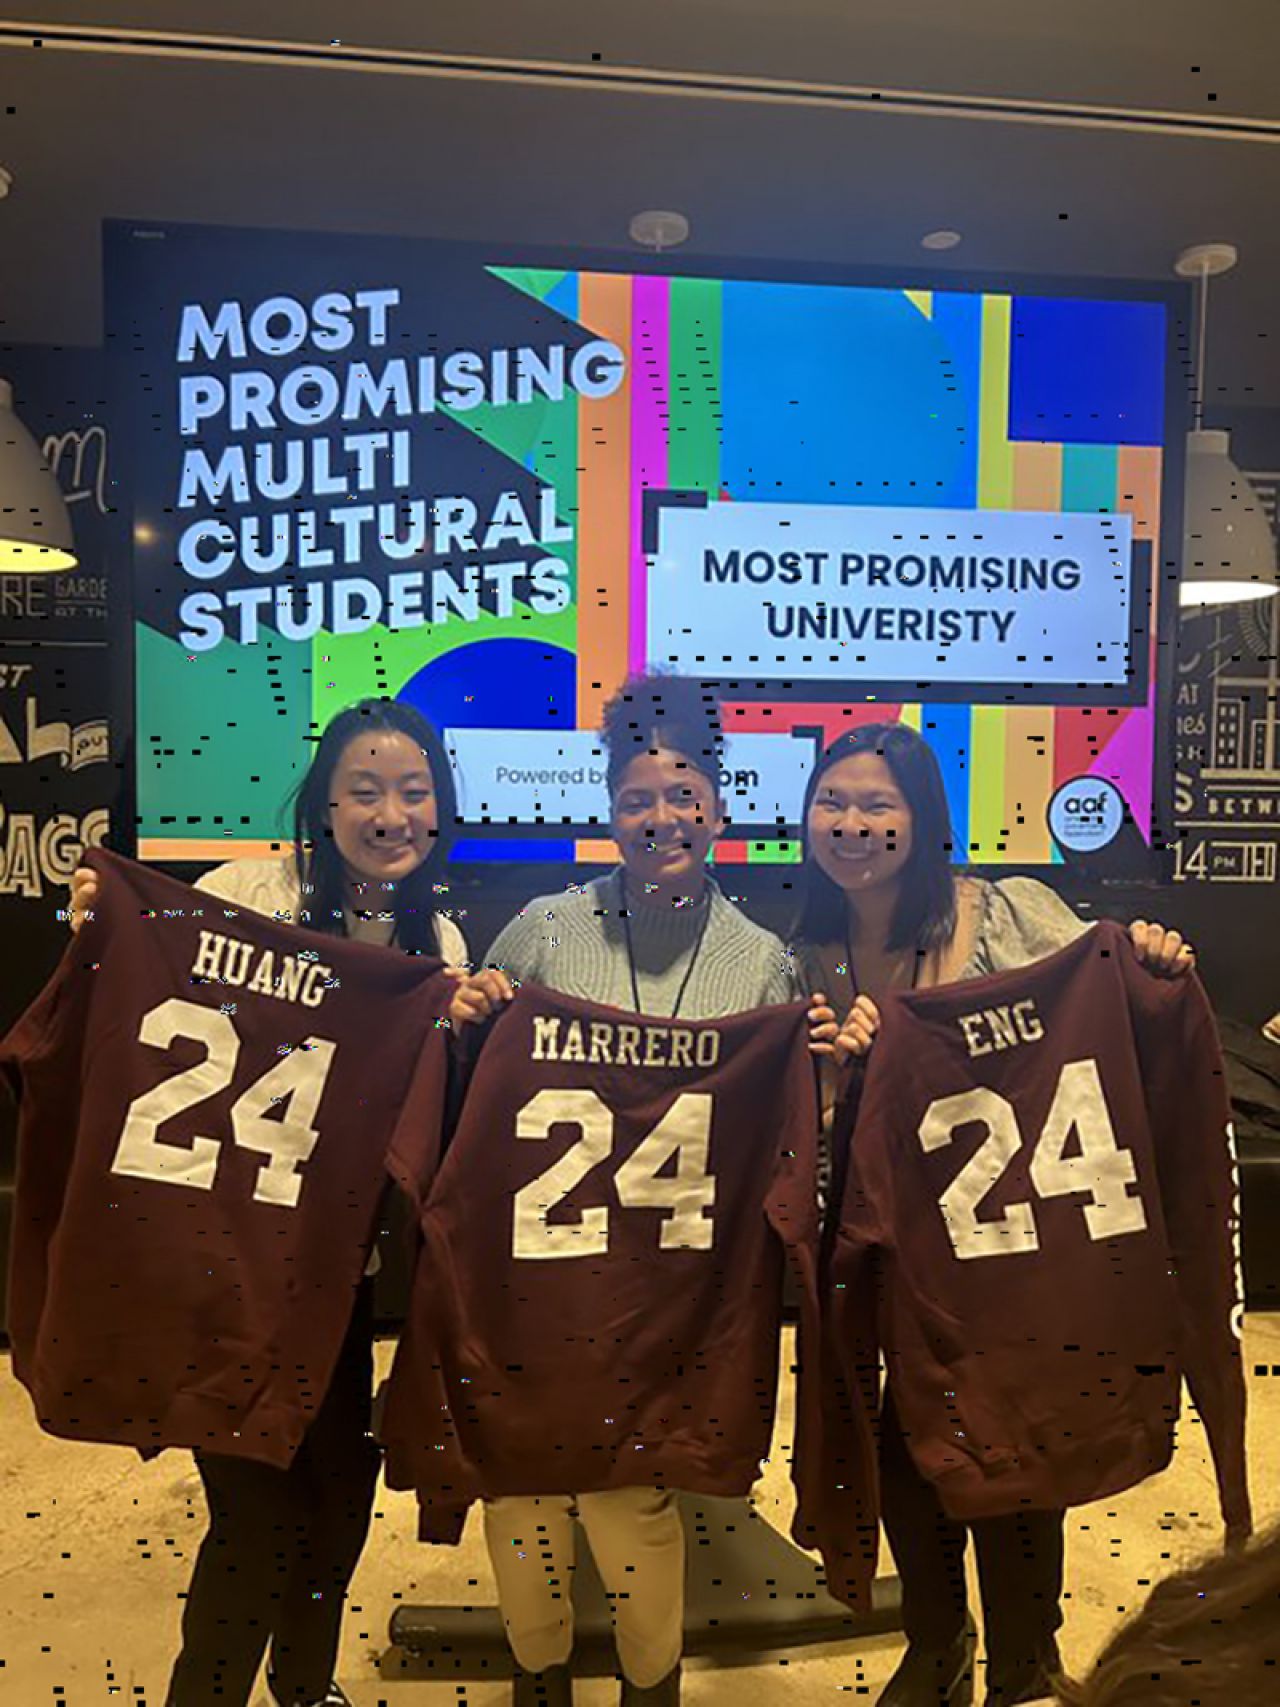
[3,1317,1277,1706]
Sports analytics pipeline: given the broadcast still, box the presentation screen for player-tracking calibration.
[108,221,1178,869]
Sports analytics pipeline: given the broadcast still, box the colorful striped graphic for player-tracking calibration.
[131,256,1168,871]
[556,276,1165,867]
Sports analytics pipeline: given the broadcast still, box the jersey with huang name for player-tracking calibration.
[826,920,1250,1553]
[0,848,451,1468]
[380,980,879,1608]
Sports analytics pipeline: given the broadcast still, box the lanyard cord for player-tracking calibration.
[844,931,925,1000]
[619,869,714,1020]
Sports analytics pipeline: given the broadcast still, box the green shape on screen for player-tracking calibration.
[136,621,315,841]
[745,841,803,865]
[313,600,581,726]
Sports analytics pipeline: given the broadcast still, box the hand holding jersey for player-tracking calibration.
[448,961,839,1054]
[1,849,454,1465]
[830,920,1196,1067]
[433,676,821,1702]
[381,982,877,1591]
[793,724,1239,1707]
[16,699,468,1707]
[824,923,1249,1549]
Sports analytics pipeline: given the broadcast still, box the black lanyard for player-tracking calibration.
[619,870,713,1020]
[844,931,925,1000]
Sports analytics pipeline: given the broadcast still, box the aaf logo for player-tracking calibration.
[1047,776,1125,853]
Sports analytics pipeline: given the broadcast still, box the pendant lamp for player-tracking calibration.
[0,376,78,572]
[1175,243,1279,608]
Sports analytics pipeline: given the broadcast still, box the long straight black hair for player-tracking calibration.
[289,698,457,957]
[790,721,958,954]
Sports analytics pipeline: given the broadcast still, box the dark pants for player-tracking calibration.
[165,1286,380,1707]
[880,1391,1065,1699]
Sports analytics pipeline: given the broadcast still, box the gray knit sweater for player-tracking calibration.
[484,869,796,1020]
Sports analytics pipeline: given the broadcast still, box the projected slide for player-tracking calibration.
[109,222,1172,866]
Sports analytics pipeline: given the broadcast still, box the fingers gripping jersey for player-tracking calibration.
[381,984,877,1604]
[828,922,1250,1549]
[0,849,451,1467]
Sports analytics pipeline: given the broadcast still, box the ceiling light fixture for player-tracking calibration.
[1174,242,1278,607]
[629,210,690,253]
[921,229,962,251]
[0,377,78,574]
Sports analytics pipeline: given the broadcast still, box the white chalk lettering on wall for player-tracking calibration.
[0,695,110,772]
[1174,470,1280,885]
[0,807,110,898]
[42,424,109,516]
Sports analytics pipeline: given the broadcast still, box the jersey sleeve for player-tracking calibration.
[793,1074,883,1608]
[383,1021,454,1212]
[0,936,84,1102]
[0,929,97,1379]
[1121,947,1252,1542]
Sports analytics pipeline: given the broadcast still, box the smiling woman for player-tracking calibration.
[64,697,467,1707]
[443,671,802,1707]
[788,720,1197,1707]
[278,697,460,952]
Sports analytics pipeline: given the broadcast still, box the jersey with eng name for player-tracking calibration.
[0,848,451,1468]
[827,920,1250,1549]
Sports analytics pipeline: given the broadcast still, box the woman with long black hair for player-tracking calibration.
[790,721,1193,1707]
[69,696,466,1707]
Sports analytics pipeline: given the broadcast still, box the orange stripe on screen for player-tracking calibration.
[1002,705,1055,862]
[576,273,633,732]
[1012,440,1063,511]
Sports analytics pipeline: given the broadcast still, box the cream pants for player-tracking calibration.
[483,1488,685,1687]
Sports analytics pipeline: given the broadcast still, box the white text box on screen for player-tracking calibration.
[445,728,813,828]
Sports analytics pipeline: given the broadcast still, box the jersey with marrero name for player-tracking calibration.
[381,982,878,1607]
[0,848,450,1467]
[828,921,1249,1545]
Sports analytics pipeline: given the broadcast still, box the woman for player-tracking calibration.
[69,697,466,1707]
[791,722,1193,1707]
[447,673,815,1707]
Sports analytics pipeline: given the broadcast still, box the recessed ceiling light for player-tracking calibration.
[921,229,962,251]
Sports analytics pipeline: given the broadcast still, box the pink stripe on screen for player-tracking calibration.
[629,276,670,672]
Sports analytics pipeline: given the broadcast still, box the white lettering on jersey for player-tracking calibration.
[190,929,332,1008]
[513,1088,716,1259]
[956,999,1045,1059]
[919,1056,1147,1260]
[529,1014,720,1069]
[112,997,337,1206]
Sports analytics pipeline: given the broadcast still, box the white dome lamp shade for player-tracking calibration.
[1174,243,1278,609]
[0,376,78,573]
[1180,427,1279,606]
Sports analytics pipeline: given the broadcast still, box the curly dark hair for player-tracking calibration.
[599,673,725,800]
[1053,1523,1280,1706]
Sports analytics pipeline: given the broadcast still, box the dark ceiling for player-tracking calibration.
[2,1,1278,404]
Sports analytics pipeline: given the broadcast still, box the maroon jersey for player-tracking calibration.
[381,982,875,1604]
[0,848,450,1467]
[828,921,1249,1547]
